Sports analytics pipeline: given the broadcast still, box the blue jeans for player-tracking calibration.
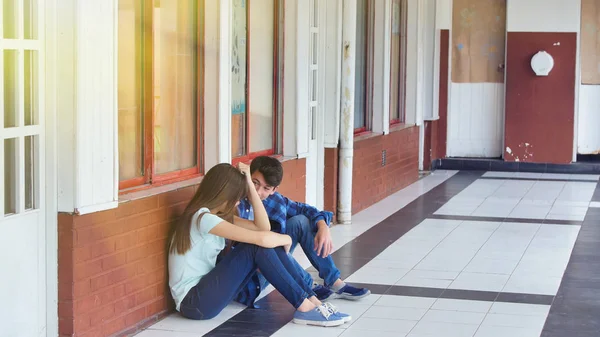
[179,243,315,320]
[256,215,341,290]
[286,215,341,287]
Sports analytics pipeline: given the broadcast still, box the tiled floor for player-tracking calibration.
[136,171,600,337]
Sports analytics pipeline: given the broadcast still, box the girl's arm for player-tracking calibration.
[209,220,291,248]
[237,162,270,231]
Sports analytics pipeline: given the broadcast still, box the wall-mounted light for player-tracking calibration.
[530,51,554,76]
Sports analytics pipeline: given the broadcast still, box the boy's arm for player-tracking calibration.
[284,195,334,231]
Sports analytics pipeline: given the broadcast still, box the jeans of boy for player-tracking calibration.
[179,243,316,320]
[256,215,342,292]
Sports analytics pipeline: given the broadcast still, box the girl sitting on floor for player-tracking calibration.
[168,162,350,327]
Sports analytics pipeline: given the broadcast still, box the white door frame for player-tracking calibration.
[306,0,325,209]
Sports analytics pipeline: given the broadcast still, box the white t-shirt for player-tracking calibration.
[168,208,225,311]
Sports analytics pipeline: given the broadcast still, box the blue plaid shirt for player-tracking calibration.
[232,192,333,307]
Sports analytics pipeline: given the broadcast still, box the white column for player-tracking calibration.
[337,0,357,224]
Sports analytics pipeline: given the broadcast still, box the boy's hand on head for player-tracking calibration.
[314,221,333,258]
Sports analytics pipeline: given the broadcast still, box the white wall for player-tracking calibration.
[57,0,119,214]
[446,0,505,158]
[578,86,600,154]
[507,0,581,32]
[447,84,505,157]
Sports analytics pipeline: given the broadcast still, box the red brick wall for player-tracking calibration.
[57,159,306,337]
[352,126,420,214]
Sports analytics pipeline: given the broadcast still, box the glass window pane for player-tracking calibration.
[4,50,18,128]
[248,0,274,153]
[153,0,199,174]
[231,0,248,157]
[3,0,17,39]
[24,0,38,39]
[24,51,38,126]
[4,138,16,215]
[25,135,36,210]
[354,0,368,129]
[390,0,407,123]
[118,0,144,181]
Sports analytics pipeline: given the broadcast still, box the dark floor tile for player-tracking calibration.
[543,312,600,332]
[385,285,444,299]
[563,262,600,281]
[438,159,464,170]
[496,292,554,305]
[542,219,584,226]
[541,330,600,337]
[490,160,519,172]
[519,162,548,173]
[347,283,392,295]
[440,289,498,302]
[462,159,491,171]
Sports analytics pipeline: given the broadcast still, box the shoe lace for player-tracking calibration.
[323,302,339,315]
[316,304,333,320]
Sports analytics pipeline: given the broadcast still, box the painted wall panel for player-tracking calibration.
[447,83,504,157]
[578,85,600,154]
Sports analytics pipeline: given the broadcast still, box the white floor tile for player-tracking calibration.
[502,274,563,295]
[147,310,242,334]
[449,273,510,292]
[508,204,551,219]
[481,313,547,330]
[464,257,519,275]
[489,303,550,316]
[363,306,428,321]
[569,174,600,181]
[346,266,410,285]
[341,329,404,337]
[474,325,542,337]
[349,317,418,333]
[135,330,198,337]
[545,213,585,221]
[483,172,516,178]
[409,321,480,337]
[374,295,436,309]
[420,309,486,325]
[431,298,493,313]
[396,276,453,288]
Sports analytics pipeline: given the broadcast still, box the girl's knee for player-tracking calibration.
[180,306,219,320]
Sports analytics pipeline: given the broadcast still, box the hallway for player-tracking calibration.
[136,170,600,337]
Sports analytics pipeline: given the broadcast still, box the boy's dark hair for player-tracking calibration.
[250,156,284,187]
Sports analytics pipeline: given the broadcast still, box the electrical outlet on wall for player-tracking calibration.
[382,150,387,167]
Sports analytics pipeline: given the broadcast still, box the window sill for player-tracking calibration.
[389,123,415,133]
[119,175,203,203]
[354,131,381,142]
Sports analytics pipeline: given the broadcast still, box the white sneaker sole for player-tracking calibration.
[292,318,346,327]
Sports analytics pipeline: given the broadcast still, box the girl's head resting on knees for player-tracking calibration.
[171,163,248,255]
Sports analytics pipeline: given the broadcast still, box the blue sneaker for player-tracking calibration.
[332,284,371,301]
[324,302,352,323]
[313,284,334,301]
[292,304,345,327]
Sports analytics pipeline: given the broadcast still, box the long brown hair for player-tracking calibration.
[170,163,248,255]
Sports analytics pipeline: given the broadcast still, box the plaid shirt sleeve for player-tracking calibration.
[272,193,334,232]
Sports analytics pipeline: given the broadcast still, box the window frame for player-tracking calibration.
[118,0,205,193]
[231,0,284,165]
[389,0,408,126]
[353,0,375,136]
